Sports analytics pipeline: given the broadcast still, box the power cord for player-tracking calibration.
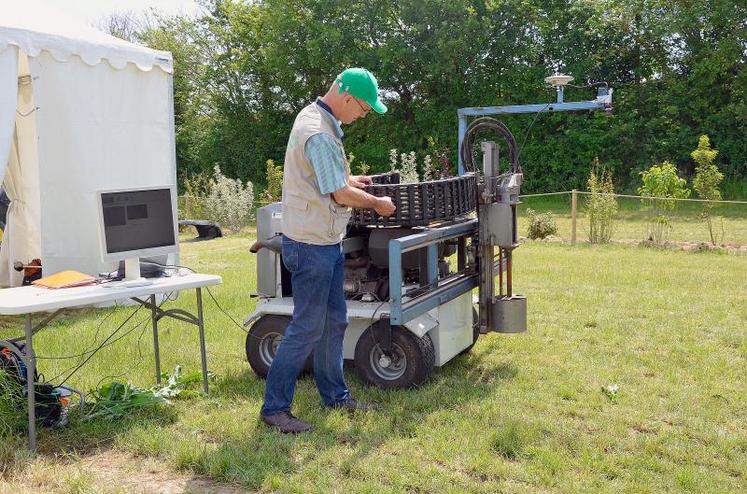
[515,101,551,163]
[459,117,520,175]
[90,288,176,390]
[43,311,143,384]
[566,81,609,89]
[139,260,195,273]
[36,305,119,361]
[204,286,271,341]
[89,316,153,393]
[53,305,145,387]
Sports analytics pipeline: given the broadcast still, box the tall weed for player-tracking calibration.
[586,161,618,244]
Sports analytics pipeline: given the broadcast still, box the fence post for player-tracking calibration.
[571,189,577,245]
[184,195,191,218]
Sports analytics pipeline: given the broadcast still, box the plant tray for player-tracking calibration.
[351,172,477,227]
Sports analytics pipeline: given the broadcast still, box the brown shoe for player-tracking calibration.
[330,398,378,412]
[260,411,313,434]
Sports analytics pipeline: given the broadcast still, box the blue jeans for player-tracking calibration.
[261,235,351,415]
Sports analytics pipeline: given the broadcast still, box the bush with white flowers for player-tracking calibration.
[205,165,254,233]
[389,149,420,183]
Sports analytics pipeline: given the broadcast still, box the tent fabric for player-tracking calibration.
[0,1,177,287]
[0,0,173,73]
[0,47,17,183]
[31,50,175,278]
[0,51,42,287]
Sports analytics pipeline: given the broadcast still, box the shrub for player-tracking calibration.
[181,171,212,220]
[263,159,283,204]
[691,135,724,244]
[422,154,434,180]
[586,160,618,244]
[638,161,690,243]
[526,208,558,239]
[204,165,254,233]
[423,136,452,180]
[356,161,371,175]
[389,148,419,183]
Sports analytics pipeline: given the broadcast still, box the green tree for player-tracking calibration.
[638,162,691,244]
[133,0,747,195]
[138,15,212,187]
[263,159,284,204]
[691,135,724,244]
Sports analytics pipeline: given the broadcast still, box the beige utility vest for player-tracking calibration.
[281,102,351,245]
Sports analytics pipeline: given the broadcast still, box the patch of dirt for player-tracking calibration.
[80,451,251,494]
[0,450,252,494]
[635,239,747,254]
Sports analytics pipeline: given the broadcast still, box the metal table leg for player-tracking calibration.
[25,314,36,453]
[133,290,210,394]
[151,294,161,384]
[196,288,209,394]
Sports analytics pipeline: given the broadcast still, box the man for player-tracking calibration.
[260,68,396,433]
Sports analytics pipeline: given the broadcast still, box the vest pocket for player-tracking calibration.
[329,204,351,237]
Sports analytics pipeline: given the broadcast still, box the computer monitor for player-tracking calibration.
[97,186,179,284]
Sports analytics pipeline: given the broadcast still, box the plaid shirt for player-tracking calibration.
[304,99,347,195]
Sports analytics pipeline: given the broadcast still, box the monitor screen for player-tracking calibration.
[100,188,176,254]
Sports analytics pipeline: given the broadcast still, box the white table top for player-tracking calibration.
[0,273,222,315]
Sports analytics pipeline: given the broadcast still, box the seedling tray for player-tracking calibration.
[352,172,477,227]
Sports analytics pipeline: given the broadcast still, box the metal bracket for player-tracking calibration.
[387,219,479,325]
[373,315,393,354]
[8,309,64,343]
[131,297,200,326]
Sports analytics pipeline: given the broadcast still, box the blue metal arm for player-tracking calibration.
[387,220,478,325]
[457,88,613,174]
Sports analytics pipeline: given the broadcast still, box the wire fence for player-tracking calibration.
[517,190,747,249]
[177,191,747,249]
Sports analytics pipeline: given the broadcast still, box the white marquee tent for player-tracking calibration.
[0,0,176,287]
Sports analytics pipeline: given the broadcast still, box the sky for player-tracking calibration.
[58,0,202,24]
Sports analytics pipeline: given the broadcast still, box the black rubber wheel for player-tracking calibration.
[354,324,435,389]
[245,315,313,378]
[458,307,480,356]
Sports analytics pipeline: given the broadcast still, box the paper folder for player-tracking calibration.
[32,270,96,289]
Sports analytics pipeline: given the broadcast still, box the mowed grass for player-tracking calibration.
[0,233,746,493]
[518,194,747,245]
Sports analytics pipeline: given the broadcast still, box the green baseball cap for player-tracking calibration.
[336,68,387,114]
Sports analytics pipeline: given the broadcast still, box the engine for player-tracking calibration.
[340,225,456,302]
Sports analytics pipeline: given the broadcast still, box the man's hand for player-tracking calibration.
[332,185,396,217]
[375,196,396,217]
[348,175,372,189]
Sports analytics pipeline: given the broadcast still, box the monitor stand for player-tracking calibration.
[103,258,154,289]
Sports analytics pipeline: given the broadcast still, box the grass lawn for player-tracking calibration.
[0,233,745,493]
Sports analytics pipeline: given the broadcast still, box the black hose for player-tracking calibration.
[459,117,521,175]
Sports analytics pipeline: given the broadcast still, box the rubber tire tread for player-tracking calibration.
[354,326,435,389]
[245,315,313,378]
[458,307,480,356]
